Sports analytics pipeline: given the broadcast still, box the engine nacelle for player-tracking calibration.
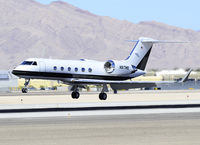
[104,60,115,73]
[104,60,136,75]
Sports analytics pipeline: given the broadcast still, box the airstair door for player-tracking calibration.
[39,61,46,72]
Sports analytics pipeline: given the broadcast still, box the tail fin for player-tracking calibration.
[125,37,188,70]
[125,37,154,70]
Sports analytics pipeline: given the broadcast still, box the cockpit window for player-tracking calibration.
[32,61,37,65]
[21,61,37,65]
[21,61,33,65]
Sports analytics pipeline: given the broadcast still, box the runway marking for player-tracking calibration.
[1,108,200,119]
[1,103,200,113]
[1,104,200,118]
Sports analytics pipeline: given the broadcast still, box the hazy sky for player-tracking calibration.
[35,0,200,31]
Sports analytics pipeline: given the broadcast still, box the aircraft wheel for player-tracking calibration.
[22,88,28,93]
[99,93,107,100]
[71,91,80,99]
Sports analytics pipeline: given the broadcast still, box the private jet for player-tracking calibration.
[12,37,189,100]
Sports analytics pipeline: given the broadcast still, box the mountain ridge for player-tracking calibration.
[0,0,199,70]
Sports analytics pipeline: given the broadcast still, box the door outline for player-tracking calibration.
[39,61,46,72]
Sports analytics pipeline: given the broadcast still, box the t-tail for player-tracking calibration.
[125,37,188,71]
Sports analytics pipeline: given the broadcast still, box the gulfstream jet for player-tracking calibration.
[12,37,188,100]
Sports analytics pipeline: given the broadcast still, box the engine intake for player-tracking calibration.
[104,60,115,73]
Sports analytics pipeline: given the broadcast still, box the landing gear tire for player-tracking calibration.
[71,91,80,99]
[99,93,107,100]
[22,88,28,93]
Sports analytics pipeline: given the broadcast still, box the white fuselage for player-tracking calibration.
[12,58,145,83]
[11,37,183,99]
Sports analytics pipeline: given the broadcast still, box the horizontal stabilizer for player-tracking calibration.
[127,37,190,43]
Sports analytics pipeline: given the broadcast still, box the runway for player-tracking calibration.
[0,90,198,116]
[1,90,200,144]
[0,90,200,118]
[0,113,200,145]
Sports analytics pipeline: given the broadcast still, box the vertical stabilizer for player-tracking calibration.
[125,37,154,70]
[125,37,187,71]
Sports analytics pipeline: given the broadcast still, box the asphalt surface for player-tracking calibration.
[0,113,200,145]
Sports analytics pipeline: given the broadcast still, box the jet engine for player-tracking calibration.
[104,60,136,75]
[104,60,115,73]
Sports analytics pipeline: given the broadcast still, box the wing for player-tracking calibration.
[63,69,192,90]
[64,79,157,90]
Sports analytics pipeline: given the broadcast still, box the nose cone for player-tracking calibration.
[12,69,16,75]
[12,68,19,76]
[12,66,24,76]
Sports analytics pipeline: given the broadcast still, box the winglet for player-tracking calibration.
[180,69,193,82]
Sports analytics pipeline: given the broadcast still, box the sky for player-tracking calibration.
[35,0,200,31]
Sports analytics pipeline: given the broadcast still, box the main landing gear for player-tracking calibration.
[98,84,108,100]
[71,85,80,99]
[71,91,80,99]
[71,91,107,100]
[22,79,30,93]
[99,92,107,100]
[71,84,109,100]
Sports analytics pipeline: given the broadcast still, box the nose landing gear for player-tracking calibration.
[22,88,28,93]
[22,79,30,93]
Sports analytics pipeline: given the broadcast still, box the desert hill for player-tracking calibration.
[0,0,200,70]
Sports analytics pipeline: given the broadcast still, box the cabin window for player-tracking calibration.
[81,68,85,72]
[32,62,37,65]
[61,67,64,71]
[88,68,92,72]
[53,66,57,70]
[68,67,71,71]
[75,67,78,72]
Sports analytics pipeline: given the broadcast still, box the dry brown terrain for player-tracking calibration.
[0,0,200,70]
